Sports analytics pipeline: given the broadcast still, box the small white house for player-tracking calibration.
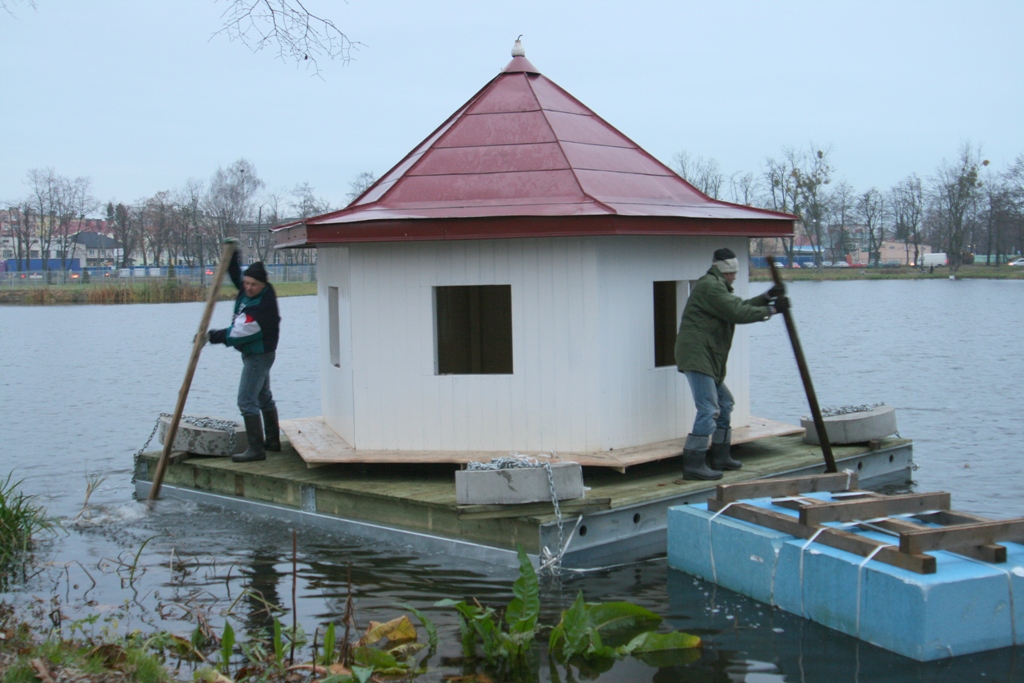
[274,44,794,457]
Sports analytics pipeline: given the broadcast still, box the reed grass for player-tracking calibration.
[0,474,50,587]
[85,281,209,304]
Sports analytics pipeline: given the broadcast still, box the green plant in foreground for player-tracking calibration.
[436,545,540,669]
[548,592,701,673]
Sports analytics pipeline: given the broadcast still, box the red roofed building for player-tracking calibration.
[276,42,794,460]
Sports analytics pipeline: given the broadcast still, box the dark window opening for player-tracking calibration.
[328,286,340,368]
[435,285,513,375]
[653,280,677,367]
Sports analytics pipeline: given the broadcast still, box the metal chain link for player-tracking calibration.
[131,413,239,483]
[468,452,567,574]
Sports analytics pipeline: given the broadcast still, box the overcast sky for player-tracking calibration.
[3,1,1022,214]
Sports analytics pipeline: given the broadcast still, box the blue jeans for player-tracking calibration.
[684,371,733,437]
[238,352,276,417]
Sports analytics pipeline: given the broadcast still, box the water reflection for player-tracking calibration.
[3,280,1024,681]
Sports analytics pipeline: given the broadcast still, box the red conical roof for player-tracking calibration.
[274,44,794,246]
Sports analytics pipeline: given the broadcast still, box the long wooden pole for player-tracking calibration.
[148,241,237,502]
[767,255,837,473]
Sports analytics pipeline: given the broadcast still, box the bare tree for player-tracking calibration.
[140,191,177,267]
[728,171,760,206]
[205,158,265,240]
[53,176,97,271]
[791,146,833,268]
[928,142,987,273]
[826,181,856,264]
[25,168,61,274]
[672,151,724,199]
[761,150,801,263]
[0,0,35,17]
[215,0,359,75]
[345,171,377,204]
[174,178,208,267]
[108,201,138,268]
[7,203,33,271]
[857,188,886,267]
[294,181,332,217]
[1003,154,1024,257]
[889,175,925,266]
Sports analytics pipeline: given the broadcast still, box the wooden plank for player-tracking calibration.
[900,518,1024,555]
[799,492,951,526]
[280,415,804,469]
[868,518,1007,563]
[706,500,935,574]
[457,497,612,520]
[714,472,860,503]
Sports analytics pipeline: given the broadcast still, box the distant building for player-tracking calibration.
[70,231,123,267]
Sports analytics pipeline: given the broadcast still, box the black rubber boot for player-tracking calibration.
[682,434,722,480]
[233,414,266,463]
[262,408,281,452]
[709,428,742,470]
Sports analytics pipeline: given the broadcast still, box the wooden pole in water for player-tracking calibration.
[767,256,838,473]
[148,241,237,502]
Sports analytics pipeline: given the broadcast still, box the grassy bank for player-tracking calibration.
[0,281,317,305]
[751,263,1024,282]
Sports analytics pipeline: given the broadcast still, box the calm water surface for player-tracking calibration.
[2,279,1024,682]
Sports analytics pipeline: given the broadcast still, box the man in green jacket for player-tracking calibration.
[674,248,788,480]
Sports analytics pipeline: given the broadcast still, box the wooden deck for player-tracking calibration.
[136,430,913,567]
[280,416,805,470]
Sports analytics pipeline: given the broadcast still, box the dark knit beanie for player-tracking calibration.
[713,248,736,262]
[244,261,268,283]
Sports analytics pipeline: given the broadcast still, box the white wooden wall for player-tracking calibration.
[316,235,760,452]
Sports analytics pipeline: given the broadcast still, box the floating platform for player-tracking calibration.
[667,475,1024,660]
[136,416,913,568]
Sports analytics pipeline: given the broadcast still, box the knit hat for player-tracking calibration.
[712,248,739,274]
[244,261,268,283]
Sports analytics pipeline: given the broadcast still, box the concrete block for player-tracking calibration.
[456,462,584,505]
[802,404,897,445]
[667,494,1024,661]
[158,415,247,456]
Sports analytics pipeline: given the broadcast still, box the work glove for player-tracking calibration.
[208,328,228,345]
[765,284,786,299]
[772,296,791,315]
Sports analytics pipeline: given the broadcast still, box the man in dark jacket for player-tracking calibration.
[209,244,281,463]
[674,248,788,480]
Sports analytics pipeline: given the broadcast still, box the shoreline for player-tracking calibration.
[2,266,1021,304]
[0,281,317,305]
[751,264,1024,282]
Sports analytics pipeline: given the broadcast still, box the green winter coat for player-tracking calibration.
[674,266,773,383]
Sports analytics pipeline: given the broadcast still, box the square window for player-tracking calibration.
[653,281,677,367]
[435,285,513,375]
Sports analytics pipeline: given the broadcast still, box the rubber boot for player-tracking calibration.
[233,414,266,463]
[682,434,722,480]
[709,428,742,470]
[262,408,281,452]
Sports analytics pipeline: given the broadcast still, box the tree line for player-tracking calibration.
[674,142,1024,273]
[2,160,377,271]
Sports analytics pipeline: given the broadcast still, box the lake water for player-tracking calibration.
[2,279,1024,682]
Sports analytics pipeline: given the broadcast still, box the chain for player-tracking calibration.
[468,452,566,574]
[131,413,239,484]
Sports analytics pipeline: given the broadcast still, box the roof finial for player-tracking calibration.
[511,36,525,57]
